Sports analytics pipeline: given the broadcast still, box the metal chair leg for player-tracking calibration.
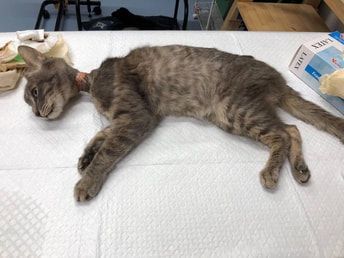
[75,0,83,30]
[35,0,56,29]
[173,0,189,30]
[54,0,65,31]
[174,0,180,20]
[87,0,92,17]
[183,0,189,30]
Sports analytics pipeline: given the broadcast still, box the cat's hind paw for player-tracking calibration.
[260,168,279,190]
[291,161,311,184]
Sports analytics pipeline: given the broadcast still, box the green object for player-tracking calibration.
[216,0,233,18]
[13,55,24,63]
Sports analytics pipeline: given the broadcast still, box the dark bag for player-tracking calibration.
[83,8,180,30]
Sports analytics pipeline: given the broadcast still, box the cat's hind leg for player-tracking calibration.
[285,125,311,184]
[211,104,291,189]
[77,126,111,176]
[257,128,291,189]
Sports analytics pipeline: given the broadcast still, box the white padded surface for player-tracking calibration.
[0,31,343,257]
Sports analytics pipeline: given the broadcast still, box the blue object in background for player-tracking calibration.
[0,0,200,31]
[329,31,344,45]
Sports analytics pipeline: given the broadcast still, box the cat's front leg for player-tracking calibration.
[74,110,159,202]
[78,126,111,176]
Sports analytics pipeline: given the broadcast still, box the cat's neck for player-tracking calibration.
[75,72,90,92]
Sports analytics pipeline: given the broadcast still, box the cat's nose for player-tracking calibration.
[35,110,41,117]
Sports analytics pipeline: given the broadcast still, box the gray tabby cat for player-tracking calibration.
[18,45,344,202]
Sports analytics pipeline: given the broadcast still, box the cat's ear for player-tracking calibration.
[18,46,46,67]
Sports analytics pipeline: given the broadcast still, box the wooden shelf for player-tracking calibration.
[324,0,344,25]
[237,2,329,32]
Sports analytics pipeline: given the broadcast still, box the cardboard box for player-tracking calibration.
[289,31,344,115]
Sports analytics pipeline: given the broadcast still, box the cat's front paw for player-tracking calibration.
[74,175,103,202]
[77,153,94,176]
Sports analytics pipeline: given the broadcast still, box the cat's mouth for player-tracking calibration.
[46,104,64,120]
[39,104,54,118]
[43,94,65,120]
[46,106,54,118]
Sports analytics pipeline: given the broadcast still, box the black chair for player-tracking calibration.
[35,0,101,31]
[35,0,188,31]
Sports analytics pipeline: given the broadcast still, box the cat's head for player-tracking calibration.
[18,46,79,120]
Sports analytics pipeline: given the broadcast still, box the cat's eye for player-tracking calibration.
[32,88,38,98]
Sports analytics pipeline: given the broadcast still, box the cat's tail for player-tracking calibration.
[279,87,344,143]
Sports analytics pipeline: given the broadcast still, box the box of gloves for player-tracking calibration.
[289,31,344,115]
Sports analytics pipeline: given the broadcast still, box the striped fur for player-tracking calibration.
[18,45,344,202]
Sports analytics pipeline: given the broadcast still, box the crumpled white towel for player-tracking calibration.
[0,30,71,93]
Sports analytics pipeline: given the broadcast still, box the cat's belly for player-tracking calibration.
[152,94,230,124]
